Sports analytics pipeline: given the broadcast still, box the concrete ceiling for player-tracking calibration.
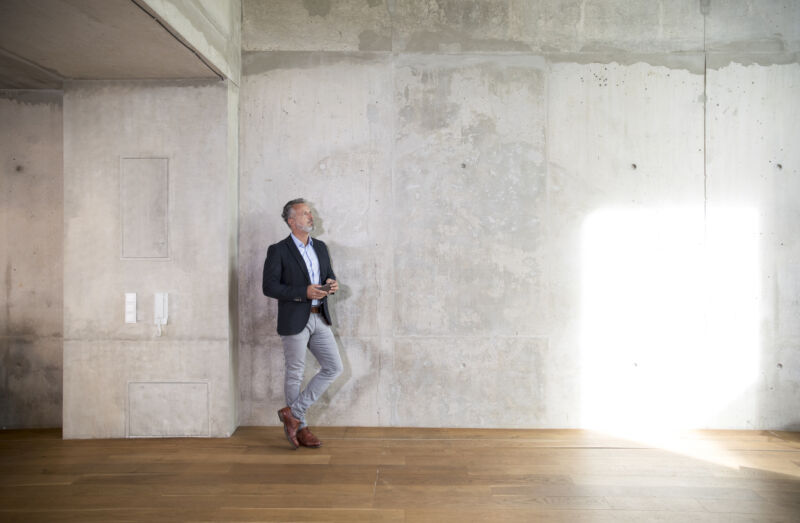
[0,0,219,89]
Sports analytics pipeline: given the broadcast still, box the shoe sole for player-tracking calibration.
[277,409,299,450]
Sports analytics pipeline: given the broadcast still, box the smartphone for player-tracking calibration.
[318,283,331,292]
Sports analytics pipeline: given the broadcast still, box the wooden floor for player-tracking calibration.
[1,427,799,522]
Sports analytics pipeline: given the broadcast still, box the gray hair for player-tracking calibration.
[281,198,306,225]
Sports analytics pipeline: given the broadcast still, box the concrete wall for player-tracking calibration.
[0,90,63,429]
[239,0,800,430]
[62,80,237,438]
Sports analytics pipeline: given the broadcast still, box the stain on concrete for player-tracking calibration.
[393,55,547,338]
[397,68,460,131]
[711,38,787,54]
[358,29,392,51]
[704,0,800,55]
[303,0,332,17]
[437,0,509,32]
[460,38,531,53]
[548,53,706,74]
[243,51,389,75]
[393,0,518,52]
[461,115,496,147]
[366,0,381,7]
[0,90,63,106]
[0,339,62,429]
[4,343,32,379]
[706,52,800,69]
[404,31,531,53]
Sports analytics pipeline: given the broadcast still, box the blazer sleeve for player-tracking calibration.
[262,243,308,301]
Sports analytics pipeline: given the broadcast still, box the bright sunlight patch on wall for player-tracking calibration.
[580,207,760,431]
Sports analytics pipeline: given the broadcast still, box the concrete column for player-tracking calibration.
[0,90,63,429]
[62,80,237,438]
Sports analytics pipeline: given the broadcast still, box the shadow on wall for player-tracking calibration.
[0,338,63,429]
[306,200,326,237]
[580,206,761,433]
[281,200,354,418]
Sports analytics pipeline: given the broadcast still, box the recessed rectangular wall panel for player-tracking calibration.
[128,381,209,437]
[120,157,169,258]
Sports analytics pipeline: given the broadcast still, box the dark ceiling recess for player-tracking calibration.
[0,0,218,89]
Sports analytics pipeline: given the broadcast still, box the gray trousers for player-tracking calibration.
[281,312,343,427]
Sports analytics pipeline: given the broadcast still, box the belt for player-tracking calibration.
[310,306,321,313]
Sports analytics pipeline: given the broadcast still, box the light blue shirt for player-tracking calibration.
[291,233,321,305]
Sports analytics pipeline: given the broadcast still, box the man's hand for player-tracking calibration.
[306,285,329,300]
[325,278,338,294]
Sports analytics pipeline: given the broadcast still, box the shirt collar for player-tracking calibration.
[290,233,313,249]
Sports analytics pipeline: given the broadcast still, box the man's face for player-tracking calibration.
[289,203,314,233]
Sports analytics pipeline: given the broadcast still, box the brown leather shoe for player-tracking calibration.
[297,427,322,448]
[277,406,300,449]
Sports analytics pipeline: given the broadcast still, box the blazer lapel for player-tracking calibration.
[285,235,311,284]
[316,242,328,279]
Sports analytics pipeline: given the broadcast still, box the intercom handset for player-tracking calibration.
[154,292,168,336]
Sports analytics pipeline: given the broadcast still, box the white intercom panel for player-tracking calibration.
[125,293,137,323]
[154,292,168,335]
[154,293,168,324]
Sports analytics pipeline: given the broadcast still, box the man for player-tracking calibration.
[262,198,343,449]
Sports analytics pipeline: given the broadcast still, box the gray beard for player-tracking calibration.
[299,224,314,233]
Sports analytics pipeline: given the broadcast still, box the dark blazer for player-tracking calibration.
[262,235,336,335]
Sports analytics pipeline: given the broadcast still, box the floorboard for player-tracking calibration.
[0,427,798,522]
